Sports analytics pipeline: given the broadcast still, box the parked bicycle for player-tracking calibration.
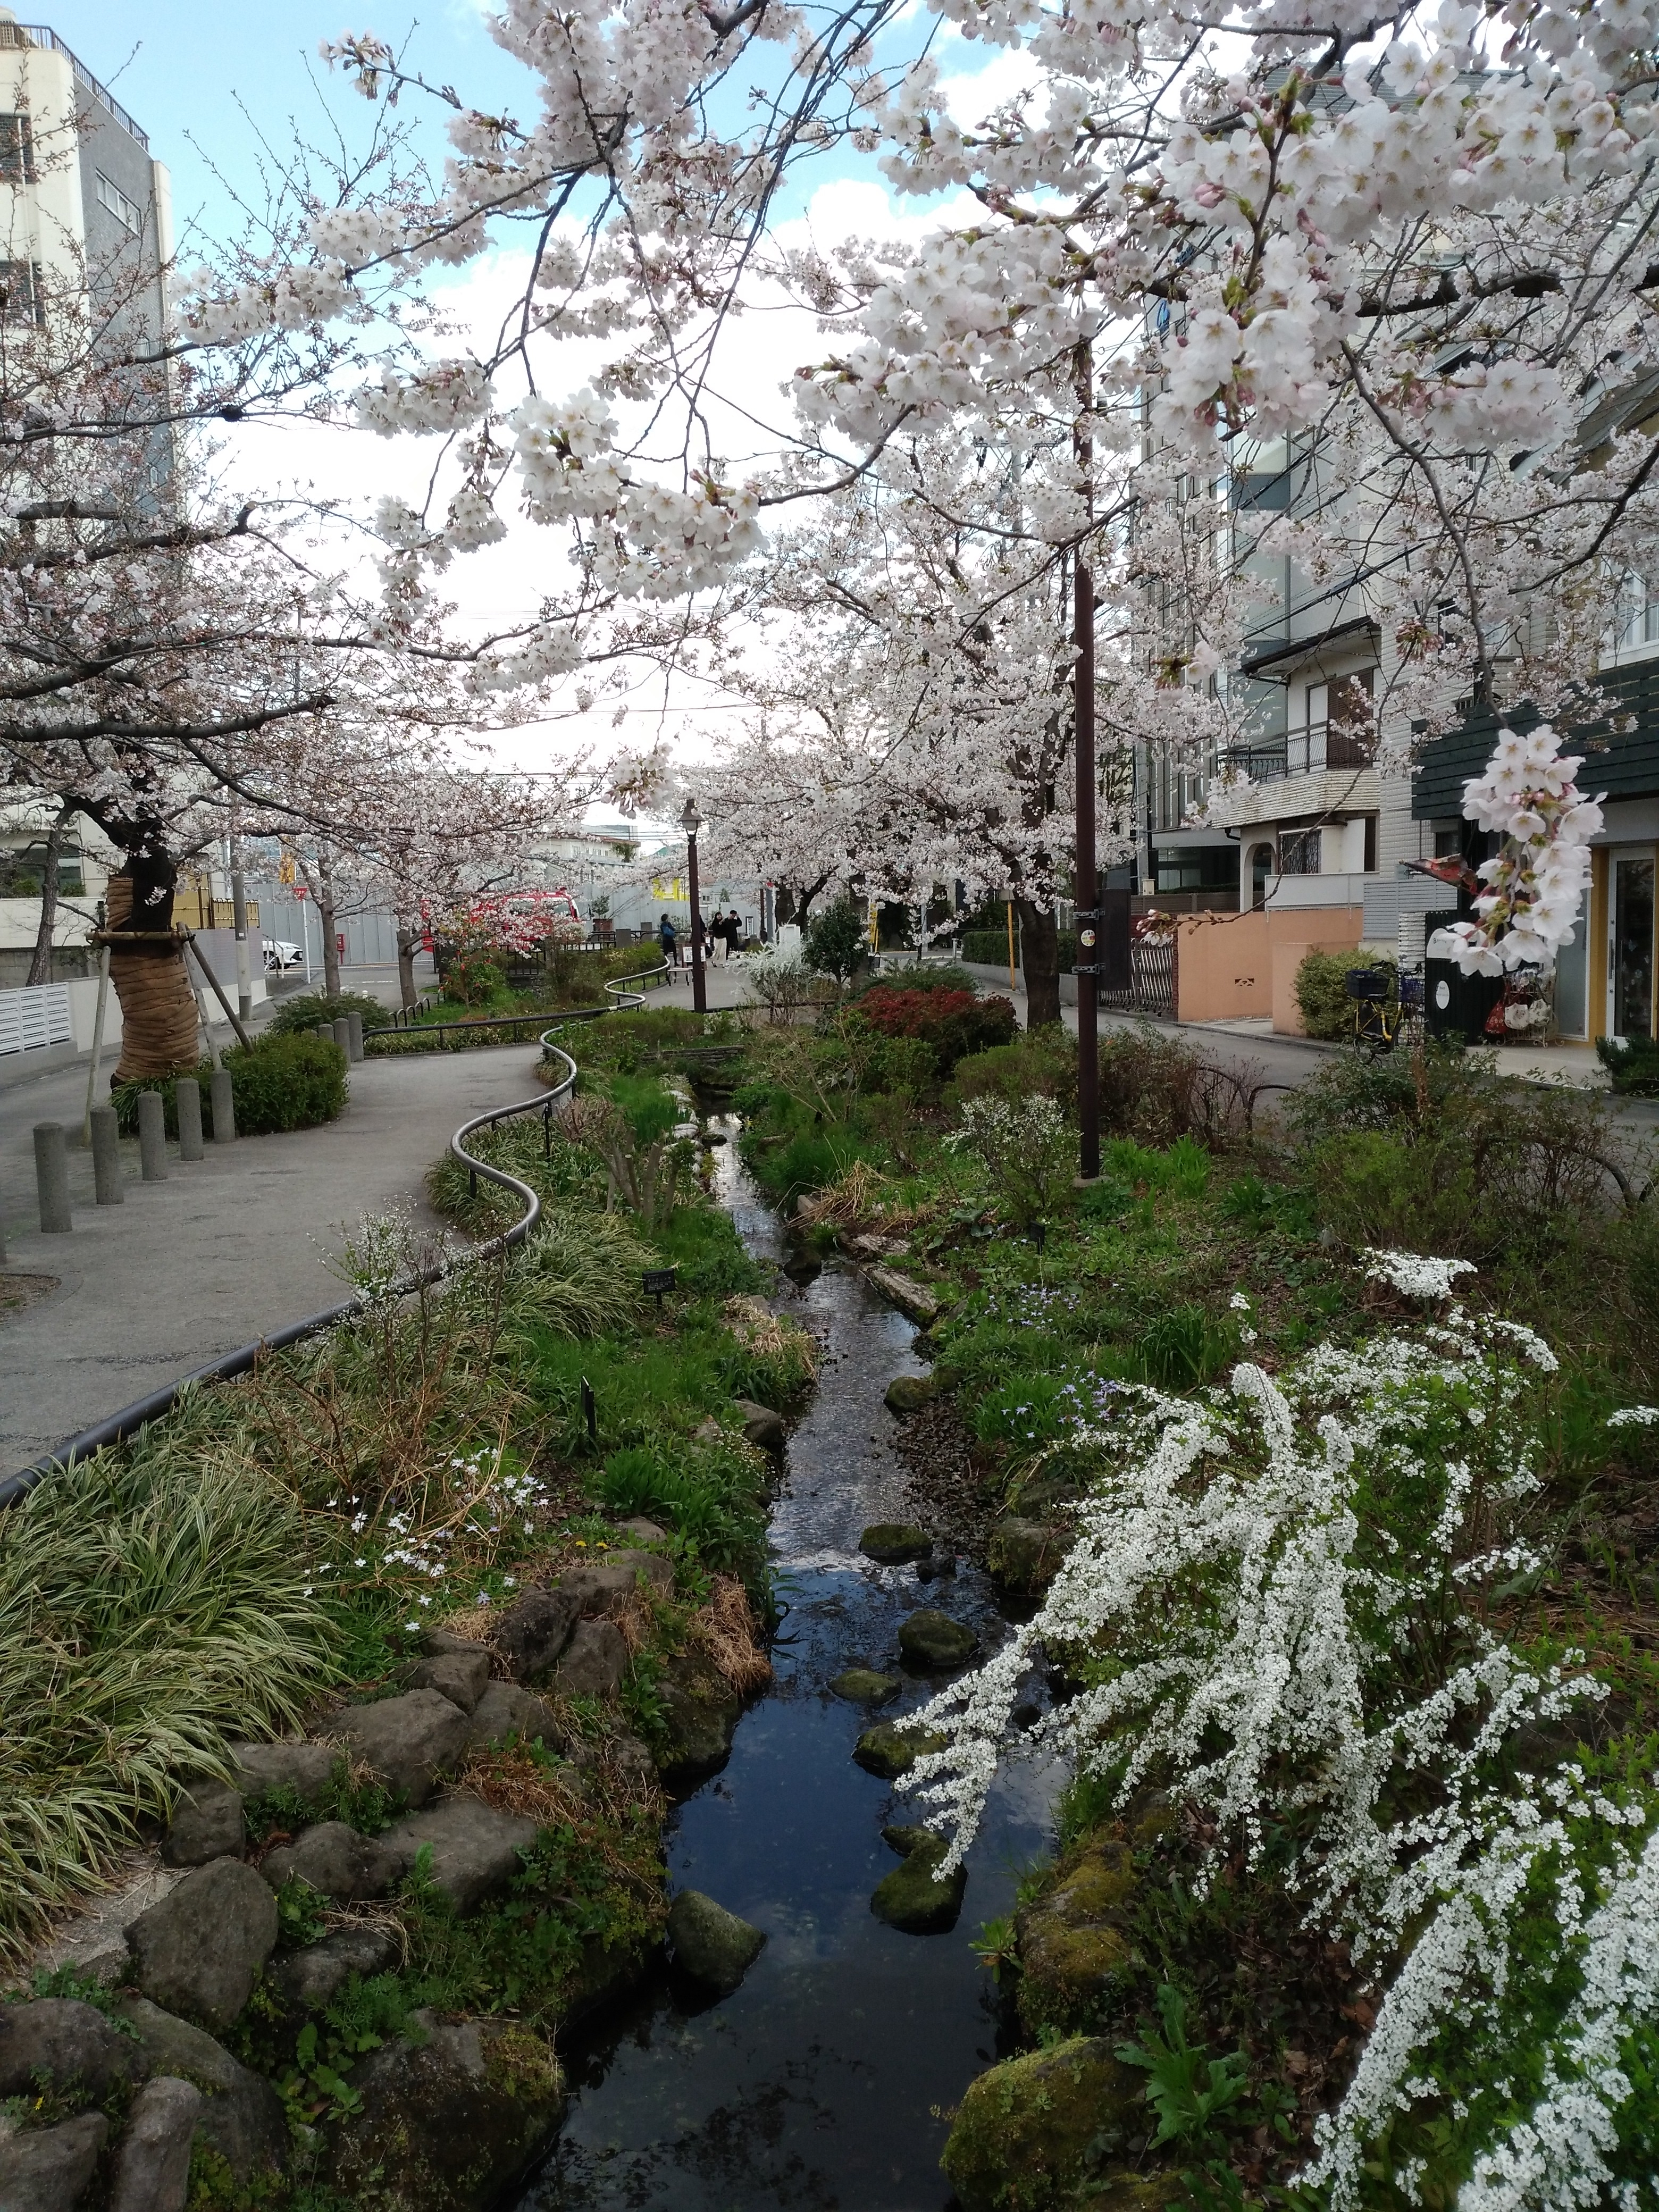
[1346,967,1425,1057]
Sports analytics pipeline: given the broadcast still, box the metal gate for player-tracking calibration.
[1099,939,1176,1020]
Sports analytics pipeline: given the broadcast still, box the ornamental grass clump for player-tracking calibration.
[900,1258,1659,2208]
[0,1439,338,1960]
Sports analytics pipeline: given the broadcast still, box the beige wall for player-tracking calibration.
[1176,907,1365,1031]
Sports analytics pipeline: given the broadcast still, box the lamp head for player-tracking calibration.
[679,798,702,836]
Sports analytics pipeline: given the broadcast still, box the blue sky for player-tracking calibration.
[41,1,527,250]
[41,0,950,255]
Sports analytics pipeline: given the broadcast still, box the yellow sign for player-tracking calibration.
[650,876,685,900]
[278,853,296,886]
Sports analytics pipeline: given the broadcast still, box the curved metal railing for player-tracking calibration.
[0,961,677,1508]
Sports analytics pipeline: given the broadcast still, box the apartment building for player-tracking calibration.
[0,11,171,340]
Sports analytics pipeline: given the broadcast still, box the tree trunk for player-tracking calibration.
[397,927,420,1011]
[1016,899,1061,1029]
[25,800,74,986]
[320,861,341,999]
[106,862,201,1080]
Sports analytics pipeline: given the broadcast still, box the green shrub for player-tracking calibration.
[952,1027,1078,1111]
[220,1034,348,1134]
[114,1034,347,1139]
[1293,948,1398,1041]
[266,990,388,1038]
[1597,1033,1659,1094]
[803,897,867,984]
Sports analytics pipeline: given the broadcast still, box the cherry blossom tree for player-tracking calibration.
[195,2,1659,977]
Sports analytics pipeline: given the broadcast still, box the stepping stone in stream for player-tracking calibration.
[853,1721,946,1780]
[870,1826,967,1934]
[859,1522,932,1565]
[831,1668,902,1706]
[898,1608,979,1670]
[667,1891,767,1995]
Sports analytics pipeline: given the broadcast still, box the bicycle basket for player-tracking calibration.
[1399,974,1425,1010]
[1345,968,1390,1001]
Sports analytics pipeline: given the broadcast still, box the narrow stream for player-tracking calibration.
[524,1125,1057,2211]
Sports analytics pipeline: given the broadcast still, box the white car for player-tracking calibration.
[263,940,304,972]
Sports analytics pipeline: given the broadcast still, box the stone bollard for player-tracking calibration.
[315,1023,332,1044]
[137,1090,168,1182]
[175,1076,205,1162]
[346,1010,364,1062]
[332,1017,351,1058]
[90,1106,124,1205]
[211,1066,237,1142]
[33,1122,71,1233]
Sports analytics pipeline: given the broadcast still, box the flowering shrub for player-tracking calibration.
[900,1270,1659,2207]
[857,985,1017,1071]
[944,1092,1074,1230]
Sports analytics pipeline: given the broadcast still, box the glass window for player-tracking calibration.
[1279,829,1322,876]
[1612,854,1655,1041]
[0,113,33,182]
[94,171,141,231]
[0,258,41,324]
[1609,574,1659,657]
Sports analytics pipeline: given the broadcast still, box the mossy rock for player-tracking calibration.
[898,1608,978,1669]
[986,1517,1065,1595]
[940,2038,1143,2212]
[656,1652,743,1783]
[853,1721,945,1779]
[859,1522,933,1564]
[328,2013,565,2212]
[1015,1839,1136,2037]
[1075,2175,1184,2210]
[884,1375,937,1415]
[870,1826,966,1933]
[830,1668,902,1706]
[668,1889,766,1994]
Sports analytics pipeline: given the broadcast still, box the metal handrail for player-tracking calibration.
[0,960,676,1506]
[363,961,673,1045]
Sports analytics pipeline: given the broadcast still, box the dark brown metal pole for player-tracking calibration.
[1074,552,1100,1181]
[688,832,707,1013]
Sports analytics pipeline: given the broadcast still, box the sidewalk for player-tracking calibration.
[0,1039,547,1473]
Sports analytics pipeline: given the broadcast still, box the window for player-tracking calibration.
[94,170,141,231]
[1609,573,1659,658]
[1278,829,1322,876]
[0,258,43,323]
[1288,667,1374,772]
[0,113,33,183]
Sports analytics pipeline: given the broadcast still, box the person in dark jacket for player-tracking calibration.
[658,912,678,967]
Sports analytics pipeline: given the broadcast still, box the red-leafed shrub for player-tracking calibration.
[856,986,1018,1069]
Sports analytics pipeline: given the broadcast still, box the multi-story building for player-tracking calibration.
[0,11,171,343]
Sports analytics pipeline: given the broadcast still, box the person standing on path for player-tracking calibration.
[658,913,679,970]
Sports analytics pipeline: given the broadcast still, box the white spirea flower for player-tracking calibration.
[1364,1250,1479,1302]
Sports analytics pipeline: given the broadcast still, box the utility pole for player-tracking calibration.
[1073,346,1101,1182]
[230,834,253,1022]
[681,799,707,1014]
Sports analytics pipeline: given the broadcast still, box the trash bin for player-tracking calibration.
[1425,926,1504,1042]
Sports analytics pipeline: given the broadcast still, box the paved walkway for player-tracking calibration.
[0,1036,548,1473]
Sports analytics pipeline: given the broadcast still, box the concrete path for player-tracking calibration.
[0,1040,547,1473]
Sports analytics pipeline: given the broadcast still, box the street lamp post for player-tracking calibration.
[681,799,707,1014]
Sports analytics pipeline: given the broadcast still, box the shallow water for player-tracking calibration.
[524,1125,1056,2212]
